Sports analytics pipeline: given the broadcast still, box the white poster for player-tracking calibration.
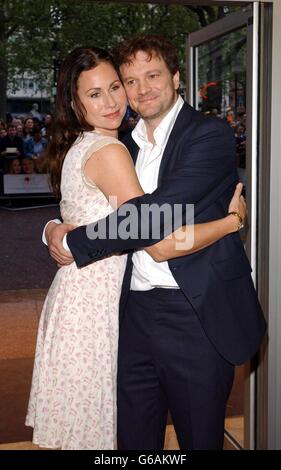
[3,174,52,194]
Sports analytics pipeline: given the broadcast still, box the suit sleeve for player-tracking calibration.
[67,118,238,267]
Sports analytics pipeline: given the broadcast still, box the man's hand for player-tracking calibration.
[46,222,76,266]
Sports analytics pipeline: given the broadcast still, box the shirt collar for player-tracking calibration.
[132,95,184,150]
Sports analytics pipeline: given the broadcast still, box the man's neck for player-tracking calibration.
[145,121,157,144]
[144,96,179,144]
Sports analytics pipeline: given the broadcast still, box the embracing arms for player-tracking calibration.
[46,119,244,267]
[145,183,245,262]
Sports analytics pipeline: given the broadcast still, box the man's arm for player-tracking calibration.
[66,119,238,267]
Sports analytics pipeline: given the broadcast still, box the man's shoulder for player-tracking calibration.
[179,102,234,138]
[120,131,137,151]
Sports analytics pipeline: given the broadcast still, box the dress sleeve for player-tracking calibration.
[81,136,127,189]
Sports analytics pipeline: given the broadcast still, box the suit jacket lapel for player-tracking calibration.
[123,101,195,176]
[157,102,194,184]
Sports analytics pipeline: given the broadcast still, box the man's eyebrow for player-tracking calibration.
[123,69,161,80]
[145,69,161,73]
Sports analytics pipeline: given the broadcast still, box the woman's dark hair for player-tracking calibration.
[47,47,115,197]
[112,34,179,76]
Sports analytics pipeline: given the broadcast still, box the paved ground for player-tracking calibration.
[0,204,60,290]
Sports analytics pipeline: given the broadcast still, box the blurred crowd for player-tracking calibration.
[1,103,246,180]
[202,105,247,185]
[0,105,140,177]
[225,107,247,185]
[0,105,53,175]
[118,108,140,140]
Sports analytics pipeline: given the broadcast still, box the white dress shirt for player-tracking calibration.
[130,95,184,291]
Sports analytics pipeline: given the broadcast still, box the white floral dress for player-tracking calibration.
[25,132,127,450]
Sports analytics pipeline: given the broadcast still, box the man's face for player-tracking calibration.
[120,51,179,125]
[33,132,42,142]
[7,127,17,138]
[22,159,35,174]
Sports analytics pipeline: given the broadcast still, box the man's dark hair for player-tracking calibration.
[113,34,179,76]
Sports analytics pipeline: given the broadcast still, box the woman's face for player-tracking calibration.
[76,62,127,136]
[25,119,34,130]
[10,159,21,174]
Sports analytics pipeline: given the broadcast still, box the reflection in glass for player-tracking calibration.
[196,27,247,188]
[195,27,248,449]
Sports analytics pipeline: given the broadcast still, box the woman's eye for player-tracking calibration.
[111,85,120,91]
[90,93,100,98]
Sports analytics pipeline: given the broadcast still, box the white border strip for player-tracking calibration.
[251,1,259,287]
[194,47,199,110]
[250,1,260,451]
[189,46,194,107]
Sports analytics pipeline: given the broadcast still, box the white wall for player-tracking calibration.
[267,0,281,450]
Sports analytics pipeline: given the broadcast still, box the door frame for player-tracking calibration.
[186,3,264,450]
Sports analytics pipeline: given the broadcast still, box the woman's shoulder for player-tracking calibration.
[82,131,126,152]
[76,131,119,147]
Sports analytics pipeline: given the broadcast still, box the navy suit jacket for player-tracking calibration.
[67,102,266,365]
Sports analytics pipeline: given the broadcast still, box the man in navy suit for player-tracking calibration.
[46,35,266,450]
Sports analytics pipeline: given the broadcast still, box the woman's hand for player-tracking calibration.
[228,182,247,228]
[46,222,76,266]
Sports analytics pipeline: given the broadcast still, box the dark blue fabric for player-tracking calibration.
[117,289,234,450]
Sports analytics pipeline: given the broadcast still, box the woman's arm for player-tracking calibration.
[84,143,144,208]
[145,183,246,262]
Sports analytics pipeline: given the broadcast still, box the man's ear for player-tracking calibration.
[173,71,180,91]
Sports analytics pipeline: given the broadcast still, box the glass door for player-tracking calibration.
[186,3,259,450]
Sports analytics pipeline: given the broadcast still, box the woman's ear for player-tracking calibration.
[70,100,77,117]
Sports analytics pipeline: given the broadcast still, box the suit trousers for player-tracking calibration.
[117,288,234,450]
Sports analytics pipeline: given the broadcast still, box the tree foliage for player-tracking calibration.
[0,0,55,117]
[0,0,236,119]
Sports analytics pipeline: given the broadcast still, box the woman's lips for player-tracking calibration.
[104,110,120,119]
